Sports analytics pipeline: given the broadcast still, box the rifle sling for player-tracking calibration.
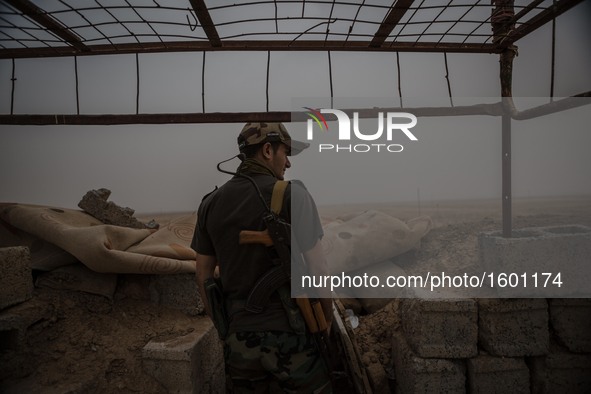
[244,180,290,313]
[270,180,288,215]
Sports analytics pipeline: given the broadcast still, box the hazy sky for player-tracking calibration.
[0,2,590,213]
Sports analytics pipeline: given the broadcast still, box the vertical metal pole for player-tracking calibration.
[135,53,140,115]
[550,0,556,101]
[396,52,403,107]
[444,52,454,107]
[202,52,206,113]
[10,58,16,115]
[328,51,334,108]
[502,112,512,238]
[266,50,270,113]
[74,56,80,115]
[493,0,516,238]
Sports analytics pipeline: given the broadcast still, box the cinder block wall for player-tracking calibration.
[392,297,591,394]
[0,257,223,394]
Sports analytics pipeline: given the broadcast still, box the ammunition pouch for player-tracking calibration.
[204,277,229,340]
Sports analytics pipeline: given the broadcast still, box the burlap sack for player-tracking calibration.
[0,205,78,271]
[322,210,432,274]
[127,213,197,261]
[0,204,195,274]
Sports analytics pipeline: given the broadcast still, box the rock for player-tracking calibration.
[78,188,158,229]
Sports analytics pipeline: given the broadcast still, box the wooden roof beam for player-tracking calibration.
[4,0,89,52]
[370,0,415,48]
[188,0,222,47]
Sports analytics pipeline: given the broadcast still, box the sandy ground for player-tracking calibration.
[1,196,590,393]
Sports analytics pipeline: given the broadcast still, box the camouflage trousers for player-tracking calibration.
[224,330,332,394]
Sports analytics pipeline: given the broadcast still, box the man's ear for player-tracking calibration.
[261,142,273,159]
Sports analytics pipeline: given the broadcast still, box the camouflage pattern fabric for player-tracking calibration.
[224,331,332,393]
[237,122,309,155]
[238,122,291,147]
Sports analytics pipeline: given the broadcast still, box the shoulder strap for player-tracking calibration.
[270,180,289,215]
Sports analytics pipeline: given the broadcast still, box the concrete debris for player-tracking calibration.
[0,247,34,311]
[142,319,224,394]
[0,297,54,352]
[78,188,159,230]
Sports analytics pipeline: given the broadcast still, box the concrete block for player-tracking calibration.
[467,354,529,394]
[391,332,465,394]
[400,297,477,358]
[142,319,224,394]
[479,225,591,297]
[35,263,118,300]
[365,363,389,394]
[530,352,591,394]
[549,298,591,353]
[0,247,34,310]
[479,298,549,357]
[148,273,204,316]
[0,298,53,351]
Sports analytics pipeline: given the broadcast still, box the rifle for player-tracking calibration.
[239,217,339,383]
[240,222,332,332]
[239,225,329,333]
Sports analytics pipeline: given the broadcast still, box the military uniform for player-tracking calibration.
[192,123,332,393]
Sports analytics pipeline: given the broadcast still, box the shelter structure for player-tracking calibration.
[0,0,589,236]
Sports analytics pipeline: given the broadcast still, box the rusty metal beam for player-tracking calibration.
[1,93,588,125]
[370,0,415,48]
[0,40,499,59]
[0,104,504,125]
[3,0,89,52]
[503,0,585,44]
[188,0,222,47]
[0,112,291,125]
[504,0,545,26]
[513,91,591,120]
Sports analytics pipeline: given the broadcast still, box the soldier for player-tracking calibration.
[192,123,332,393]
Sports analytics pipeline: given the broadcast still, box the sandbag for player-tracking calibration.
[321,210,431,274]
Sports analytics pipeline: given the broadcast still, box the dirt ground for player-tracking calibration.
[0,286,200,393]
[1,196,590,393]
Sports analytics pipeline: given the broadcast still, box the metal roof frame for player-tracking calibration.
[1,0,590,237]
[0,0,584,58]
